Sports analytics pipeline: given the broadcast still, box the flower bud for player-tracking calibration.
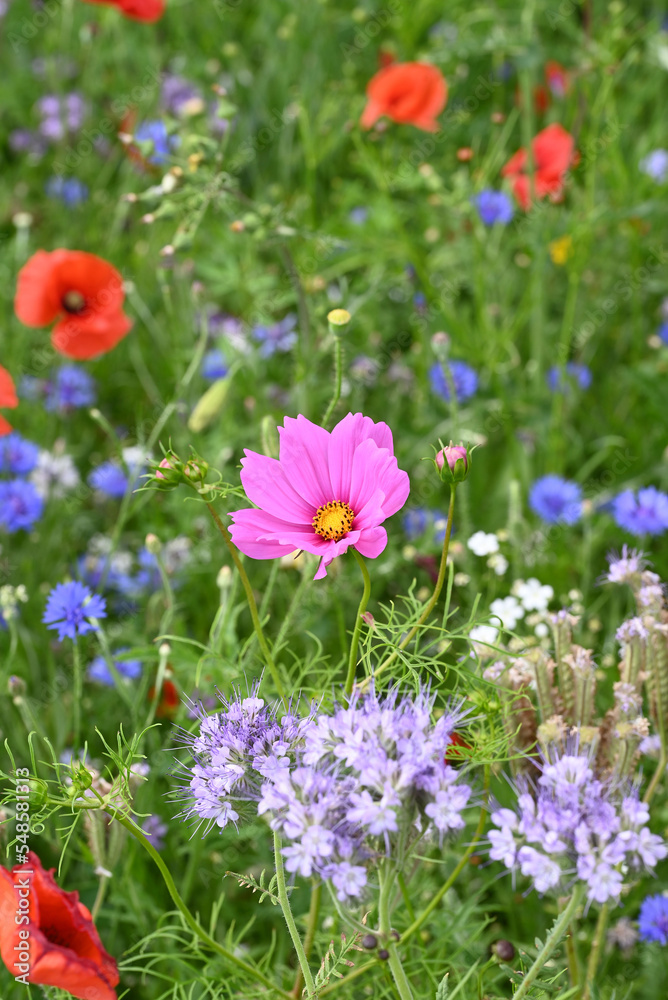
[491,939,515,962]
[327,308,351,328]
[435,442,470,484]
[8,675,26,698]
[145,533,162,555]
[153,454,182,488]
[361,934,378,950]
[378,949,390,961]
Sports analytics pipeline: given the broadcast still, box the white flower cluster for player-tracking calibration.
[469,577,555,654]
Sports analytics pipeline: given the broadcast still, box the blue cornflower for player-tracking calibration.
[529,475,583,525]
[0,480,44,533]
[403,508,431,539]
[472,189,514,226]
[88,650,142,686]
[546,362,592,392]
[612,487,668,536]
[134,120,178,165]
[45,176,89,206]
[349,206,368,225]
[638,894,668,945]
[252,314,298,358]
[43,581,107,641]
[0,433,40,475]
[429,360,479,403]
[45,365,97,412]
[639,150,668,183]
[201,349,228,380]
[88,463,129,499]
[658,322,668,345]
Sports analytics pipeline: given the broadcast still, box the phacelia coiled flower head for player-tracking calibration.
[181,686,472,902]
[229,412,410,580]
[488,744,667,905]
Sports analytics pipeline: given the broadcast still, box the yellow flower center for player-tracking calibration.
[312,501,355,541]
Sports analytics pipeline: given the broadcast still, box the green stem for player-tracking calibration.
[317,781,489,998]
[378,862,414,1000]
[322,334,344,429]
[90,873,109,922]
[205,502,287,706]
[513,885,584,1000]
[274,831,316,997]
[291,882,322,999]
[72,639,82,751]
[362,485,456,689]
[582,903,608,1000]
[399,765,489,945]
[115,814,292,999]
[344,550,372,697]
[643,745,667,804]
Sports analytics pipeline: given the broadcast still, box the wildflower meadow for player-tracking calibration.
[2,1,668,998]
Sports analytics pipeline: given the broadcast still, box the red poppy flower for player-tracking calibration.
[502,123,575,210]
[15,250,132,360]
[0,851,119,1000]
[445,731,471,765]
[148,677,180,718]
[361,62,447,133]
[82,0,165,22]
[0,365,18,436]
[545,61,569,98]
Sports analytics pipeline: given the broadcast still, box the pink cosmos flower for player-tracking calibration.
[229,413,410,580]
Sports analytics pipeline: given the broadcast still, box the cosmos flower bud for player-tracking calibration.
[435,442,470,484]
[154,454,182,488]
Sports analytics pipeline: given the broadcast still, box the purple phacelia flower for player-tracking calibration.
[488,745,667,905]
[181,685,471,901]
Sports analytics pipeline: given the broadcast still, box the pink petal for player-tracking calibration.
[352,487,386,530]
[355,526,388,560]
[328,413,394,499]
[229,509,298,560]
[348,438,409,518]
[278,415,332,508]
[240,449,314,522]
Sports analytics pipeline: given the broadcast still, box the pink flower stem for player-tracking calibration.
[360,484,457,689]
[204,502,288,706]
[344,549,372,697]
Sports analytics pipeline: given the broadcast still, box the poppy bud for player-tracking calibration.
[435,442,470,484]
[491,939,515,962]
[327,308,351,328]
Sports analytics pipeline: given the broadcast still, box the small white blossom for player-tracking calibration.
[512,578,554,612]
[487,553,508,576]
[30,449,80,499]
[490,596,525,630]
[467,531,499,556]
